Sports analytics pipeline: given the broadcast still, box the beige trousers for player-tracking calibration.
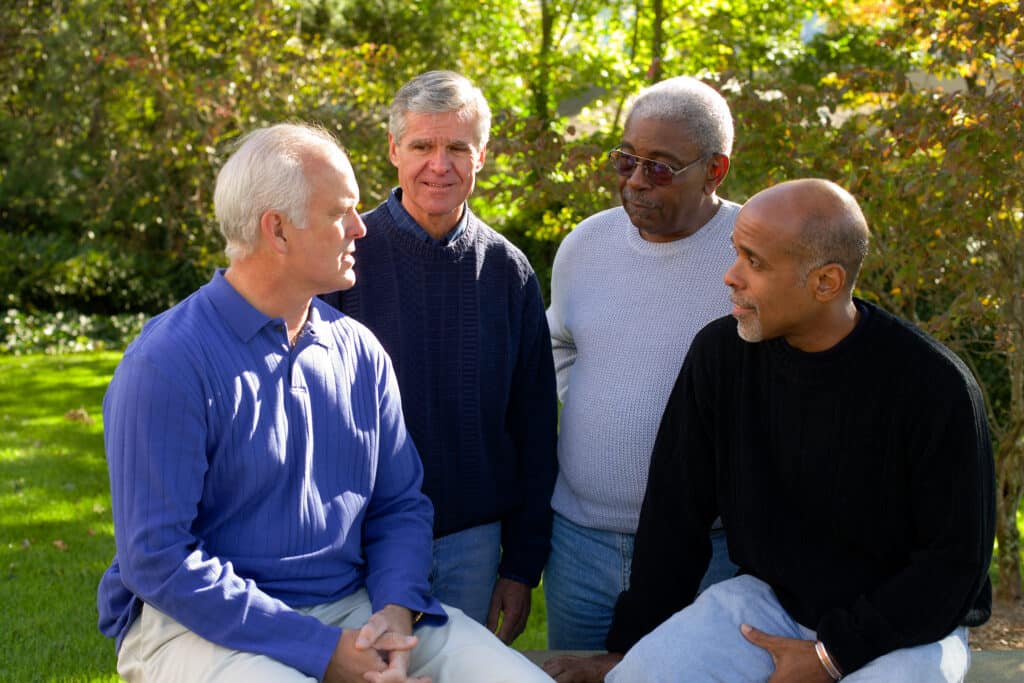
[117,589,550,682]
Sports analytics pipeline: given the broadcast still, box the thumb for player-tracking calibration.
[740,623,770,648]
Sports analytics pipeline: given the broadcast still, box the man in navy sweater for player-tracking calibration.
[320,70,558,644]
[549,179,994,682]
[98,123,552,682]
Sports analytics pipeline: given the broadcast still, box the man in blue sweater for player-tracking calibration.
[97,123,551,682]
[321,71,558,644]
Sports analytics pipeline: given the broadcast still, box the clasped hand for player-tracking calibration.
[324,604,431,683]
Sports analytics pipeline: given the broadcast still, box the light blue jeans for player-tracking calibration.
[429,521,501,625]
[607,574,971,682]
[544,512,737,649]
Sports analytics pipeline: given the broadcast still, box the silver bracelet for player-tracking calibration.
[815,640,843,680]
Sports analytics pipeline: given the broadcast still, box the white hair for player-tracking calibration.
[214,123,346,260]
[626,76,734,157]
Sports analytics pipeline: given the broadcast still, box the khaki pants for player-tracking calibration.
[117,589,549,682]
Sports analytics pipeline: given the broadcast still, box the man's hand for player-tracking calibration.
[323,605,428,683]
[541,653,623,683]
[740,624,833,683]
[486,577,532,644]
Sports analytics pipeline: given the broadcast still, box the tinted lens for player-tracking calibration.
[644,162,675,185]
[610,150,638,176]
[609,150,675,185]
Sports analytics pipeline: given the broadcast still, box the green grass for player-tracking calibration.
[0,352,123,682]
[0,351,548,681]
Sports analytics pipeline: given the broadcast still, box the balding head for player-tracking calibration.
[745,179,870,291]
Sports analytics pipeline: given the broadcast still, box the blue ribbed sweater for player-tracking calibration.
[97,271,442,678]
[321,201,558,586]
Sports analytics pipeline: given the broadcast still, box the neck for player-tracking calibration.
[640,194,720,242]
[224,261,311,336]
[403,198,464,241]
[788,298,860,353]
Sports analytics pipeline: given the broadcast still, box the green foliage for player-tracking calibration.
[1,309,147,356]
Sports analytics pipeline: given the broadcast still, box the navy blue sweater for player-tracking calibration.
[321,201,558,586]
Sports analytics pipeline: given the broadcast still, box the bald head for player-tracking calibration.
[745,179,870,291]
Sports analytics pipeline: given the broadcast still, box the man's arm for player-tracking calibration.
[361,349,446,625]
[605,346,720,654]
[546,241,577,403]
[105,354,342,678]
[814,371,994,674]
[491,271,559,642]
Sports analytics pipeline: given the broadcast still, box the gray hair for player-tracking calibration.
[626,76,734,158]
[214,123,347,260]
[388,70,491,149]
[794,184,871,289]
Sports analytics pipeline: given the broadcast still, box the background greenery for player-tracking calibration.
[1,0,1022,677]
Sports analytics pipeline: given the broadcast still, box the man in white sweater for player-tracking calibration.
[543,76,740,675]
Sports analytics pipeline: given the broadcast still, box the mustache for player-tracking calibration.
[730,296,755,309]
[621,189,659,209]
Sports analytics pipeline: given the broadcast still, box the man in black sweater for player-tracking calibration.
[547,179,994,682]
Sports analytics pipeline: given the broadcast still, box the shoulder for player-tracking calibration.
[559,206,628,251]
[690,315,742,356]
[466,211,537,282]
[552,207,628,275]
[862,301,979,393]
[112,291,217,398]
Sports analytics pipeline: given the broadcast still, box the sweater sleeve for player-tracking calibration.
[361,347,447,624]
[546,238,576,404]
[104,354,343,679]
[605,334,720,653]
[498,271,559,586]
[816,368,995,673]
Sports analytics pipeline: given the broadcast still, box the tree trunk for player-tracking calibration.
[994,438,1024,600]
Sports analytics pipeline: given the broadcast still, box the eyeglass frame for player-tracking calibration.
[607,146,711,185]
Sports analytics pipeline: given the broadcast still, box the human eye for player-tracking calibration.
[650,161,674,175]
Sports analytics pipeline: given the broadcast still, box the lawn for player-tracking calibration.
[0,351,547,682]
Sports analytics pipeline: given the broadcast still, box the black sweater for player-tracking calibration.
[607,301,994,674]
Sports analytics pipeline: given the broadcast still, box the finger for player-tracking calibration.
[356,616,388,649]
[542,655,577,676]
[740,623,768,647]
[496,608,525,644]
[486,595,502,633]
[373,632,419,652]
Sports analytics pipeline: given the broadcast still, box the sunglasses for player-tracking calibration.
[608,147,708,186]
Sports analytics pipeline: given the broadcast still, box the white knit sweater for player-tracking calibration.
[547,201,740,533]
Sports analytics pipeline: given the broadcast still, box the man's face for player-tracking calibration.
[389,110,486,235]
[285,151,366,294]
[724,203,819,346]
[618,116,710,242]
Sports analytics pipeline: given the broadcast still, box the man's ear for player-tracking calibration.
[388,133,400,168]
[260,209,289,254]
[811,263,848,302]
[473,145,487,173]
[704,154,730,195]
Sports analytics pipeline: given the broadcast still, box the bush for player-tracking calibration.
[0,309,147,355]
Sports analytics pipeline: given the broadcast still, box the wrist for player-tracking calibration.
[814,640,843,680]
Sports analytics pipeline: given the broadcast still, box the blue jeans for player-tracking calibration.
[544,512,737,649]
[607,574,971,682]
[429,521,501,625]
